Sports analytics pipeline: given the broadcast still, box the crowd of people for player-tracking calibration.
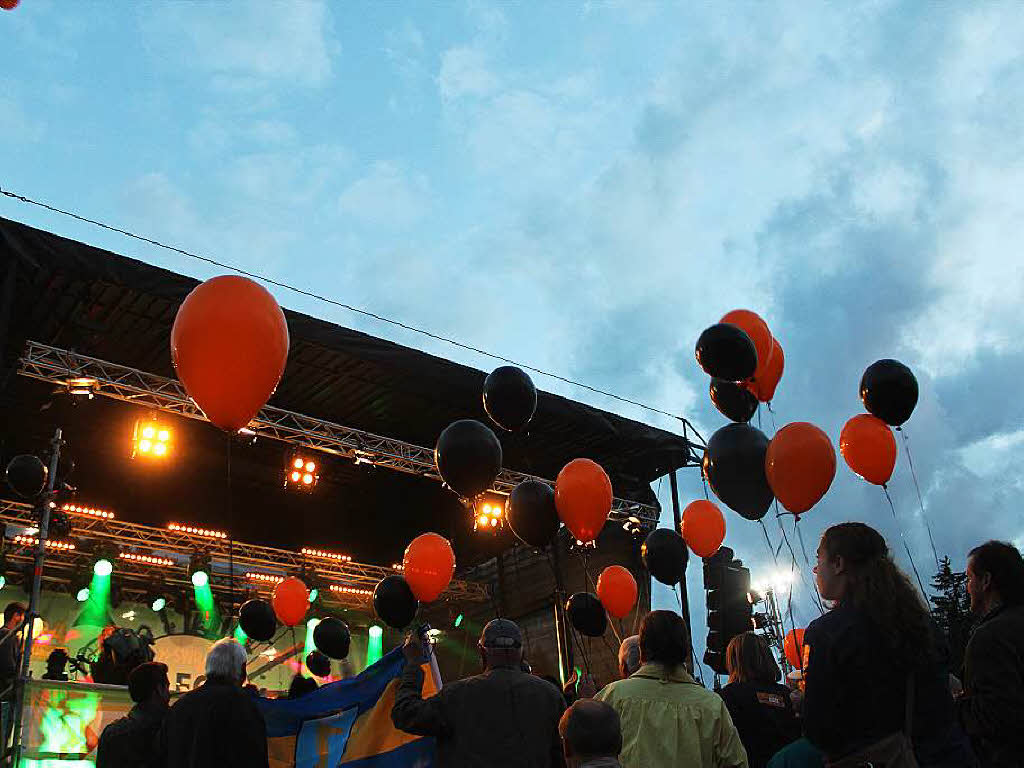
[6,523,1020,767]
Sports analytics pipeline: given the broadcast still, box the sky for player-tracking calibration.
[2,1,1023,679]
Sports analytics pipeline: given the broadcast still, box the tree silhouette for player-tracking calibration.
[929,556,972,674]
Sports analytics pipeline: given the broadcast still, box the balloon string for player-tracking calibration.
[899,429,941,569]
[793,519,826,615]
[227,435,235,631]
[759,520,781,566]
[882,486,929,600]
[774,503,823,617]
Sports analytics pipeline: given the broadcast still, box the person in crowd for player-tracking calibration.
[957,540,1024,767]
[766,738,824,768]
[159,638,268,768]
[41,649,70,681]
[563,669,598,705]
[719,633,799,768]
[560,699,623,768]
[392,618,567,767]
[617,636,640,679]
[96,661,170,768]
[286,674,318,699]
[804,522,974,767]
[595,610,748,768]
[0,601,26,752]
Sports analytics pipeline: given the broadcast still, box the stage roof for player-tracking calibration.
[0,216,699,566]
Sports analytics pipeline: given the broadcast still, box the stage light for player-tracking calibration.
[245,571,285,585]
[308,588,319,603]
[151,597,167,612]
[169,523,227,539]
[301,548,351,563]
[62,503,114,520]
[12,536,76,551]
[76,588,90,602]
[454,613,464,628]
[191,570,209,588]
[285,454,319,491]
[0,575,5,591]
[133,418,172,460]
[120,552,175,567]
[66,376,99,398]
[93,559,113,577]
[368,624,383,639]
[473,496,506,533]
[329,584,374,597]
[367,624,384,667]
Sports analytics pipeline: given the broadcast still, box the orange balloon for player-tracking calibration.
[403,533,455,602]
[681,500,726,558]
[784,628,806,668]
[765,422,836,515]
[840,414,897,486]
[721,309,774,377]
[747,338,785,403]
[555,459,613,543]
[597,565,638,619]
[272,577,309,627]
[171,275,289,432]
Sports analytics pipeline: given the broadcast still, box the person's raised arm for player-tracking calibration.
[390,634,450,737]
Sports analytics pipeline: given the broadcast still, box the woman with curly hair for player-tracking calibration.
[803,522,974,767]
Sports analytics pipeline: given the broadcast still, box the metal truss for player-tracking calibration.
[0,499,489,607]
[19,341,666,525]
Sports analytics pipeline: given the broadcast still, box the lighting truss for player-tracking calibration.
[0,498,488,605]
[18,342,697,526]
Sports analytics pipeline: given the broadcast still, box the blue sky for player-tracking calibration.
[3,1,1024,677]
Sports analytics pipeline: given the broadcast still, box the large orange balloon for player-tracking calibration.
[721,310,774,378]
[784,628,806,668]
[555,459,612,543]
[765,422,836,515]
[171,275,289,432]
[596,565,638,619]
[403,533,455,602]
[840,414,897,486]
[747,338,785,403]
[681,499,726,558]
[272,577,309,627]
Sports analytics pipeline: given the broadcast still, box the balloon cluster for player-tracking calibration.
[370,532,456,629]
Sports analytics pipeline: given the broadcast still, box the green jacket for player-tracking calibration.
[595,664,749,768]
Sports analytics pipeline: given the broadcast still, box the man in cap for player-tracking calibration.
[392,618,567,767]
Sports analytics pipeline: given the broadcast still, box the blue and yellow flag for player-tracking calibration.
[257,649,437,768]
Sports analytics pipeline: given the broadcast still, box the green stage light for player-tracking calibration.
[0,575,6,590]
[234,624,248,645]
[367,624,383,667]
[454,613,464,628]
[191,570,209,588]
[308,588,318,603]
[151,597,166,612]
[93,559,112,577]
[76,587,90,602]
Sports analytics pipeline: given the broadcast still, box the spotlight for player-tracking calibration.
[132,418,173,460]
[169,523,227,539]
[93,559,113,577]
[454,613,464,628]
[76,587,90,602]
[285,454,319,491]
[151,597,167,612]
[189,551,212,588]
[473,495,506,533]
[368,625,383,640]
[0,575,5,591]
[191,570,209,588]
[65,376,99,399]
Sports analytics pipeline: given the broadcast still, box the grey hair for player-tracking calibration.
[205,638,247,683]
[618,635,641,676]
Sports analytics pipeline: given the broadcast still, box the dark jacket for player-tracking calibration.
[720,680,800,768]
[391,664,567,768]
[0,629,22,698]
[803,604,974,767]
[97,703,165,768]
[957,604,1024,768]
[158,676,269,768]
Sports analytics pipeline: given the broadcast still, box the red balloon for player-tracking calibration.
[272,577,309,627]
[681,500,726,558]
[403,533,455,602]
[171,275,289,432]
[721,310,774,378]
[840,414,897,486]
[765,422,836,515]
[555,459,612,543]
[747,338,785,403]
[0,0,19,9]
[596,565,638,619]
[784,628,806,668]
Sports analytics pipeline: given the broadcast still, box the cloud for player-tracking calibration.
[337,162,431,228]
[439,46,498,101]
[0,95,44,143]
[141,1,337,90]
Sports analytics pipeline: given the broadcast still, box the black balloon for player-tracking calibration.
[506,480,559,547]
[642,528,689,586]
[239,599,277,642]
[313,617,351,660]
[860,359,919,427]
[566,592,607,638]
[483,366,538,432]
[695,324,758,381]
[373,575,419,629]
[703,423,774,521]
[709,378,758,423]
[5,455,48,499]
[435,420,503,499]
[306,650,332,678]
